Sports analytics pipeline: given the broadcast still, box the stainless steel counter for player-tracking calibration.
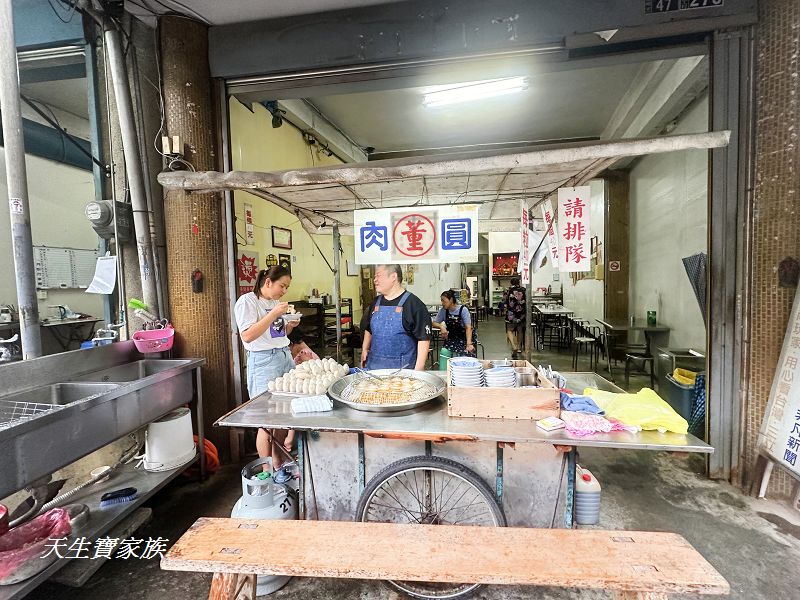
[216,371,712,453]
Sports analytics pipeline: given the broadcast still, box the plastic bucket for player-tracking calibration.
[132,326,174,353]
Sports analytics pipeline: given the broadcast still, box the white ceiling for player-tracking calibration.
[21,78,88,120]
[126,0,410,25]
[306,62,644,153]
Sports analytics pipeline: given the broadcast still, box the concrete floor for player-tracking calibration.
[25,317,800,599]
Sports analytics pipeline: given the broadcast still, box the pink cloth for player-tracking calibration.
[293,347,320,365]
[561,411,634,437]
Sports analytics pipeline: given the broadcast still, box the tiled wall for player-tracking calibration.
[746,0,800,497]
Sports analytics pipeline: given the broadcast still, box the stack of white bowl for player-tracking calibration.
[449,357,485,387]
[484,366,518,388]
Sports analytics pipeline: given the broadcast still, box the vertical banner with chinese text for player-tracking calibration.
[354,205,479,264]
[244,203,255,245]
[758,283,800,478]
[541,198,559,269]
[519,200,530,285]
[557,186,591,272]
[237,250,260,295]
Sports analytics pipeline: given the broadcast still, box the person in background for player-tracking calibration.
[505,277,526,357]
[360,264,432,370]
[234,266,297,479]
[288,328,320,365]
[432,290,476,357]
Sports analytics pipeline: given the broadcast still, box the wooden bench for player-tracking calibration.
[161,518,729,600]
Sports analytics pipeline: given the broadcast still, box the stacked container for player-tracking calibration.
[574,465,601,525]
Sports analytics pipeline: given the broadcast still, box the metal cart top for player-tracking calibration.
[216,371,712,454]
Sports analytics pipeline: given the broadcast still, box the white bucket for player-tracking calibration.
[144,408,196,472]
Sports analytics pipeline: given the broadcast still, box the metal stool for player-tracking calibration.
[624,353,655,389]
[571,325,599,371]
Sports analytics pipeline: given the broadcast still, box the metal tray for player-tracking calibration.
[327,369,446,413]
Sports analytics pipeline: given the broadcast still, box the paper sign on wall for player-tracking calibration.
[244,203,255,245]
[237,250,260,296]
[519,200,530,285]
[557,186,591,272]
[541,199,559,269]
[354,204,479,265]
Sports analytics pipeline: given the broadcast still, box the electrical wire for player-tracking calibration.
[49,0,77,23]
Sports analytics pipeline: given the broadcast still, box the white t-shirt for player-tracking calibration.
[234,292,290,352]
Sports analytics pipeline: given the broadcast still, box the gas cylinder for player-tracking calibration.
[231,457,297,595]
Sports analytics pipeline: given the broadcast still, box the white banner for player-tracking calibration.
[354,205,479,264]
[557,186,591,272]
[541,199,559,269]
[759,283,800,478]
[519,200,530,285]
[244,203,255,245]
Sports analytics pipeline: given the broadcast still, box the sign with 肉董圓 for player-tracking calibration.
[354,205,479,265]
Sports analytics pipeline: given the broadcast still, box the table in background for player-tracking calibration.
[41,317,102,351]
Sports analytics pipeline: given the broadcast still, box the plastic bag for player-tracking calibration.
[584,387,689,434]
[0,508,72,584]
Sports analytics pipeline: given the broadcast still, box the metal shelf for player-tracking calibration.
[0,459,196,600]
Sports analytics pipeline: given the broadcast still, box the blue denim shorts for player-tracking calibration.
[246,347,294,398]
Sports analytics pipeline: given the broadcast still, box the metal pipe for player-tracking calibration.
[332,224,342,361]
[103,24,160,315]
[102,34,128,338]
[0,0,41,359]
[85,41,113,327]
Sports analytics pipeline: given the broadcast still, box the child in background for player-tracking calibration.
[288,329,320,365]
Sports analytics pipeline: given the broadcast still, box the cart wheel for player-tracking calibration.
[355,455,506,600]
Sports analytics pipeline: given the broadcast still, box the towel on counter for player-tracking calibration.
[291,394,333,414]
[560,392,604,415]
[561,411,639,437]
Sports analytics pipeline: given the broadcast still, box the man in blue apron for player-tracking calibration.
[360,264,432,371]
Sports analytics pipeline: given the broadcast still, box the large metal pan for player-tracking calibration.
[327,369,445,413]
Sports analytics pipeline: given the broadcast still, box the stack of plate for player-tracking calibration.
[450,357,485,387]
[484,367,517,388]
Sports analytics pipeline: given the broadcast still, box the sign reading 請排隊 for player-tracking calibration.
[354,205,479,265]
[557,186,591,273]
[758,283,800,479]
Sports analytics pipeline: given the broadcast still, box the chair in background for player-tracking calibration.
[572,325,600,371]
[624,352,656,389]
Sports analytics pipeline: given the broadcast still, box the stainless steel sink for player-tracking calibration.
[0,383,121,430]
[74,359,193,382]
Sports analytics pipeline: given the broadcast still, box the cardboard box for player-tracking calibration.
[447,359,560,420]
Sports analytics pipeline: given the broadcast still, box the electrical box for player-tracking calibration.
[85,200,132,242]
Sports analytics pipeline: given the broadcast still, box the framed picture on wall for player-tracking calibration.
[278,253,291,275]
[271,226,292,249]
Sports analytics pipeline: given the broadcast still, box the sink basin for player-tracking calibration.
[0,383,121,429]
[75,359,193,382]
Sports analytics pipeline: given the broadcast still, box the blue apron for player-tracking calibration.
[366,291,417,370]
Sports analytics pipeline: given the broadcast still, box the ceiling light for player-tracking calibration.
[423,77,528,108]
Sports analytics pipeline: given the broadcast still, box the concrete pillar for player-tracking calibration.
[745,0,800,498]
[160,17,232,460]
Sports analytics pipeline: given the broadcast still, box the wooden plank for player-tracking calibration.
[162,519,730,596]
[208,572,256,600]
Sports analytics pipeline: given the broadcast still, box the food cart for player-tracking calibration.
[216,370,710,599]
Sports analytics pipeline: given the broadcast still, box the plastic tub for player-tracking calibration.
[665,374,695,420]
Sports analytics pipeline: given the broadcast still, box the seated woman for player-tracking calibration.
[288,328,320,365]
[432,290,476,358]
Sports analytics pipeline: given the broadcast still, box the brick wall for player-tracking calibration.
[745,0,800,497]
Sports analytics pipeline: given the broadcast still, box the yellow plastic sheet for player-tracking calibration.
[672,368,697,386]
[583,387,689,434]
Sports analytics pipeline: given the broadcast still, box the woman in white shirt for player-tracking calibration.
[234,265,297,474]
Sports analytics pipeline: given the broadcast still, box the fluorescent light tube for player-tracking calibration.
[423,77,528,107]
